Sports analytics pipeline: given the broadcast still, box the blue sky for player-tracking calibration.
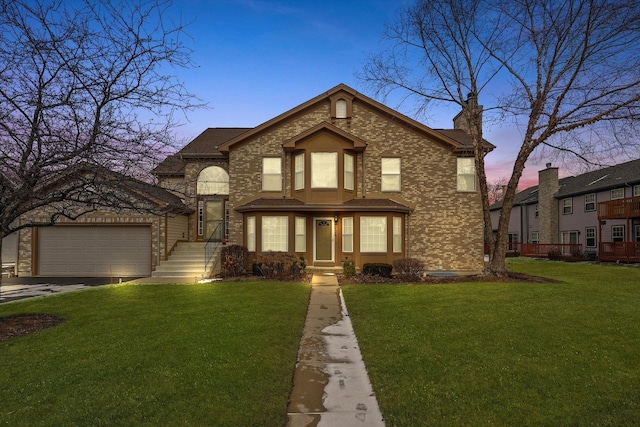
[170,0,541,188]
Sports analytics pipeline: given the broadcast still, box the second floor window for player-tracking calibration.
[311,152,337,188]
[611,188,624,200]
[294,153,304,190]
[634,185,640,196]
[584,193,596,211]
[457,158,476,191]
[262,157,282,191]
[562,198,573,214]
[381,158,401,192]
[344,153,354,191]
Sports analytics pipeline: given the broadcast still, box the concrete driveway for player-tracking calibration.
[0,277,128,304]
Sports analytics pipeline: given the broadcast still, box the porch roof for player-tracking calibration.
[234,197,412,213]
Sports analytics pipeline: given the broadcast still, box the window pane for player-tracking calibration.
[262,216,288,252]
[295,217,306,252]
[247,217,256,252]
[295,154,304,190]
[611,188,624,199]
[263,158,282,191]
[344,153,354,191]
[457,158,476,191]
[311,152,337,188]
[336,99,347,118]
[197,166,229,195]
[381,158,401,191]
[393,217,402,253]
[360,217,387,253]
[342,217,353,253]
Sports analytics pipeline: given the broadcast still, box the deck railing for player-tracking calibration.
[204,223,223,271]
[597,195,640,219]
[520,243,583,258]
[599,242,640,262]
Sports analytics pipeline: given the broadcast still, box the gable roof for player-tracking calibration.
[153,127,250,176]
[218,83,494,154]
[490,158,640,210]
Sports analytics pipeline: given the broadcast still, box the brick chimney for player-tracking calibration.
[538,163,559,244]
[453,93,483,134]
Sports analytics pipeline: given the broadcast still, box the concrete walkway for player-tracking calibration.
[286,273,385,427]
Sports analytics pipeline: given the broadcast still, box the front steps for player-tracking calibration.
[152,242,220,279]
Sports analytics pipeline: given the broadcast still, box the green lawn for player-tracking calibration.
[343,258,640,426]
[0,282,310,426]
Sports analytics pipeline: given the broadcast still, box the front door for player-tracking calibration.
[199,200,225,241]
[314,218,334,263]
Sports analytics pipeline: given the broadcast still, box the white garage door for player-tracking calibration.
[38,226,151,277]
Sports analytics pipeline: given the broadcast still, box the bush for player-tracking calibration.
[342,259,356,278]
[547,249,563,260]
[255,252,307,281]
[393,258,425,280]
[221,244,249,278]
[362,263,393,278]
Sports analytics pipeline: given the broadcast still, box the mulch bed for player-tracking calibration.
[338,271,560,285]
[0,314,66,342]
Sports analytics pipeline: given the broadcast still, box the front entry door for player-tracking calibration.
[314,218,333,262]
[200,200,225,241]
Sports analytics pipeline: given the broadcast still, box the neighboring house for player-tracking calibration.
[154,84,493,273]
[490,159,640,261]
[10,169,192,277]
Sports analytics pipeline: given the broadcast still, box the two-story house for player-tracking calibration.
[6,84,492,278]
[155,84,493,273]
[490,159,640,261]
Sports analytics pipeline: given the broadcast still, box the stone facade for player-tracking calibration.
[538,165,560,244]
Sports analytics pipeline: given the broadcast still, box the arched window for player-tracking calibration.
[197,166,229,195]
[336,99,347,118]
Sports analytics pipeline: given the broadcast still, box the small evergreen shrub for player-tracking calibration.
[221,244,249,277]
[342,259,356,278]
[392,257,425,280]
[362,263,393,278]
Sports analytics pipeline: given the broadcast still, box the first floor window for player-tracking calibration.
[263,157,282,191]
[262,216,288,252]
[634,185,640,197]
[531,231,539,244]
[585,227,596,248]
[361,216,387,253]
[611,188,624,200]
[393,217,402,253]
[507,233,518,251]
[311,152,337,188]
[342,217,353,252]
[612,225,625,242]
[562,198,573,214]
[295,217,306,252]
[584,193,596,211]
[246,217,256,252]
[457,158,476,191]
[635,225,640,242]
[381,158,401,192]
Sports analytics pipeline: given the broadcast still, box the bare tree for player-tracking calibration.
[0,0,200,283]
[488,177,507,205]
[361,0,640,275]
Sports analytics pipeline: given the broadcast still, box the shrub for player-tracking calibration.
[362,263,393,278]
[221,244,249,277]
[256,252,307,281]
[393,258,425,280]
[342,259,356,278]
[547,249,563,260]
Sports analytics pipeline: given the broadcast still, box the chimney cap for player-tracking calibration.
[546,162,552,168]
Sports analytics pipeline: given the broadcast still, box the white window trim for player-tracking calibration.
[585,227,596,248]
[246,216,256,252]
[344,153,354,191]
[294,153,304,191]
[611,188,624,200]
[360,216,387,253]
[381,158,401,192]
[561,230,579,245]
[584,193,596,211]
[262,216,288,252]
[342,217,353,253]
[295,217,306,253]
[457,158,477,192]
[634,185,640,197]
[562,198,573,214]
[262,157,282,192]
[612,225,625,242]
[531,231,539,244]
[197,166,229,195]
[311,152,338,188]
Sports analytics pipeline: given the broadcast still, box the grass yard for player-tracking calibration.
[0,281,310,426]
[343,258,640,426]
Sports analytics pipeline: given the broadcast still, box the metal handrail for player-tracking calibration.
[204,223,223,271]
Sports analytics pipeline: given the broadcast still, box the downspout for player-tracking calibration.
[406,212,410,258]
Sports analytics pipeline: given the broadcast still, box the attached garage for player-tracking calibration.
[37,225,151,277]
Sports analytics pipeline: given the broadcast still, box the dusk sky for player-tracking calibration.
[171,0,549,189]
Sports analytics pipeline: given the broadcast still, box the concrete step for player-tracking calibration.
[152,241,219,278]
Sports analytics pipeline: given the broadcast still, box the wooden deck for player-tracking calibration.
[597,196,640,219]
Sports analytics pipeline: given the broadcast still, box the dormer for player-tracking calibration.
[329,91,355,121]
